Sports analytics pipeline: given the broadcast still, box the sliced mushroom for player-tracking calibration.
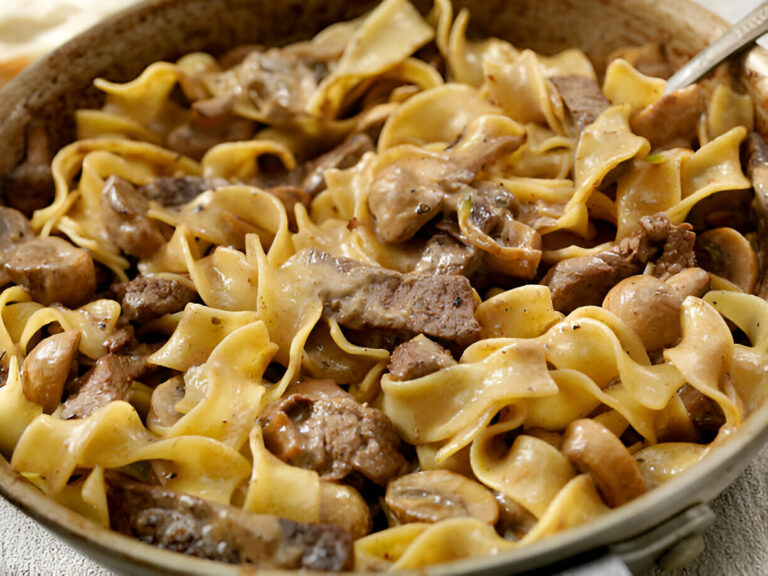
[665,266,710,299]
[146,376,185,431]
[385,470,499,525]
[21,331,81,414]
[694,227,759,293]
[602,274,683,351]
[560,418,646,508]
[4,236,97,308]
[319,481,372,540]
[494,491,537,541]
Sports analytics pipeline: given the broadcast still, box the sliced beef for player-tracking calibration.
[301,133,375,197]
[61,353,146,419]
[105,473,352,570]
[630,85,703,149]
[412,234,477,276]
[294,249,481,346]
[112,276,196,323]
[102,175,166,259]
[139,176,219,207]
[3,236,96,308]
[542,213,696,313]
[747,132,768,300]
[166,95,254,161]
[260,379,406,486]
[387,334,457,381]
[550,75,610,135]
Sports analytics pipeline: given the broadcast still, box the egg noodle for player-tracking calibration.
[2,0,768,570]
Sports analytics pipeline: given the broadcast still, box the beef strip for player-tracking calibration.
[112,275,196,323]
[412,233,477,276]
[294,248,481,346]
[387,334,457,381]
[630,85,703,149]
[106,473,352,570]
[139,176,220,207]
[166,95,254,161]
[3,236,96,308]
[542,213,696,313]
[550,75,610,135]
[747,132,768,300]
[61,353,146,419]
[260,379,406,486]
[301,133,375,197]
[0,206,34,286]
[102,175,166,259]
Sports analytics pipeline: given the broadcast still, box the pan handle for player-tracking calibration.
[536,503,716,576]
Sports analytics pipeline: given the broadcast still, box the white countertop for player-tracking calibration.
[1,1,768,575]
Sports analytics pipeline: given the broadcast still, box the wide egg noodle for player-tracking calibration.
[0,286,36,360]
[664,296,741,427]
[381,339,558,453]
[20,299,121,360]
[11,401,251,504]
[705,83,755,142]
[163,322,276,450]
[0,356,42,457]
[471,432,576,518]
[244,425,321,523]
[476,285,564,339]
[555,104,650,237]
[602,58,665,111]
[307,0,434,118]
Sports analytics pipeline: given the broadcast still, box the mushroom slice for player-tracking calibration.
[560,418,646,508]
[694,227,758,294]
[665,266,710,299]
[22,331,81,413]
[602,275,683,351]
[385,470,499,525]
[319,481,372,540]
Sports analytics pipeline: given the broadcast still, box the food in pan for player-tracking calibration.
[1,0,767,570]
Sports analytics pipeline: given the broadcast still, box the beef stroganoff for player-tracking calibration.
[1,0,768,570]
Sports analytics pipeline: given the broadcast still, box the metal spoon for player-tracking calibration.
[664,1,768,93]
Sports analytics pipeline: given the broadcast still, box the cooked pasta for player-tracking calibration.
[2,0,768,571]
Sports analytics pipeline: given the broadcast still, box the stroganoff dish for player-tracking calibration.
[2,0,768,570]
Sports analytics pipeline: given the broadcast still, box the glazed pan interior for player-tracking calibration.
[0,0,766,574]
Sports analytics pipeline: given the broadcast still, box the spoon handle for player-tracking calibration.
[664,1,768,93]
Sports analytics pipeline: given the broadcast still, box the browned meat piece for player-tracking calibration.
[104,323,136,354]
[630,85,703,149]
[105,473,352,570]
[167,96,254,160]
[260,379,406,485]
[4,124,54,216]
[388,334,457,381]
[112,276,196,323]
[542,213,695,313]
[102,175,166,259]
[61,353,146,419]
[139,176,219,207]
[294,249,481,346]
[746,132,768,300]
[412,234,477,276]
[550,75,610,135]
[3,236,96,308]
[301,133,375,196]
